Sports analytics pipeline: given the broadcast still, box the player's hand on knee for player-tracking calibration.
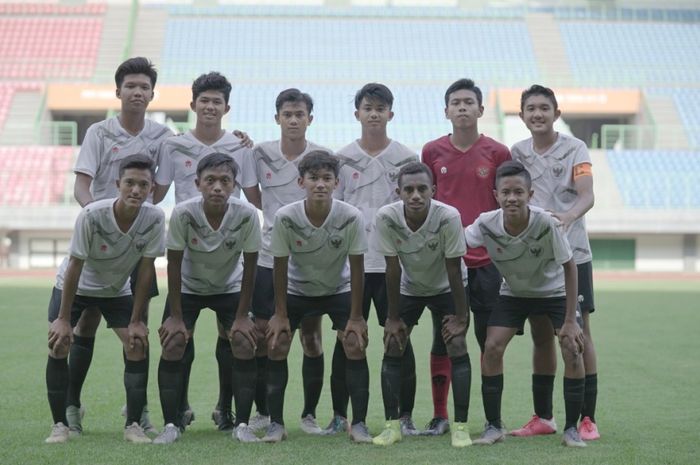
[230,315,257,352]
[158,316,187,347]
[266,315,290,351]
[232,129,254,148]
[383,317,407,353]
[441,314,468,343]
[558,321,584,356]
[344,317,368,352]
[128,320,149,352]
[48,318,72,351]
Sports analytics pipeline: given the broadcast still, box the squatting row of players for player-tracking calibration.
[45,57,600,448]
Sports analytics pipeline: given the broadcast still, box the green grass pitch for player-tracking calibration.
[1,277,698,465]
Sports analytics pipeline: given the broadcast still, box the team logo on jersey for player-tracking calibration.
[387,170,399,182]
[440,166,447,175]
[552,163,565,178]
[396,239,402,245]
[224,239,236,249]
[100,244,108,252]
[529,245,543,257]
[329,235,343,249]
[191,238,198,245]
[295,240,303,247]
[266,172,272,180]
[496,247,503,253]
[427,240,439,251]
[477,166,490,178]
[149,146,157,156]
[185,160,192,168]
[352,172,359,180]
[111,147,119,153]
[134,239,146,252]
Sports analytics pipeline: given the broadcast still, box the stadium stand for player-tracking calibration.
[671,89,700,148]
[0,82,43,132]
[0,146,74,206]
[606,150,700,208]
[0,3,106,15]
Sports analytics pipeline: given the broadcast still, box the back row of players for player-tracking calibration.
[45,57,599,448]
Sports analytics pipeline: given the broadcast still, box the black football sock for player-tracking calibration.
[563,377,585,430]
[179,337,194,414]
[215,337,233,413]
[232,356,257,426]
[266,359,288,426]
[380,354,402,420]
[46,356,69,425]
[399,340,416,417]
[254,356,268,415]
[532,374,555,420]
[581,373,598,422]
[330,339,348,418]
[66,335,94,408]
[482,374,503,428]
[451,354,472,423]
[124,358,148,426]
[158,358,182,425]
[301,353,324,418]
[346,357,369,425]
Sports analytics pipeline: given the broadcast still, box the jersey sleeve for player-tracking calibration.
[464,217,485,249]
[154,143,175,186]
[550,217,573,265]
[347,213,368,256]
[373,210,399,257]
[68,208,93,260]
[442,213,467,259]
[74,125,101,177]
[236,147,258,189]
[242,210,262,253]
[166,207,187,251]
[143,210,166,258]
[268,212,291,257]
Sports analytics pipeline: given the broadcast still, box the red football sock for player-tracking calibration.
[430,353,451,419]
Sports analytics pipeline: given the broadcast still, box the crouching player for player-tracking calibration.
[372,161,472,448]
[153,153,260,444]
[467,161,586,448]
[263,151,371,443]
[45,155,164,444]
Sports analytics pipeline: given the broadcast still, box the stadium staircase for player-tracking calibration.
[0,88,43,145]
[645,94,690,150]
[131,6,169,68]
[93,4,132,82]
[524,13,572,85]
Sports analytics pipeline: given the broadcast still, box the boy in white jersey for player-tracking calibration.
[45,155,165,444]
[67,57,171,436]
[509,85,599,441]
[372,162,472,448]
[152,153,260,444]
[328,83,420,435]
[466,161,586,448]
[152,71,257,432]
[239,89,334,434]
[262,152,371,443]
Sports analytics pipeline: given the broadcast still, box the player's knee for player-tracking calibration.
[267,332,291,360]
[445,336,467,358]
[124,338,147,361]
[483,339,505,364]
[231,331,255,360]
[384,336,403,358]
[342,332,364,360]
[50,339,71,359]
[560,343,583,369]
[162,332,186,361]
[299,329,322,357]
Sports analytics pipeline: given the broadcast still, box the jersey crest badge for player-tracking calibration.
[477,166,490,178]
[224,239,236,250]
[529,245,543,257]
[552,163,565,178]
[427,240,439,251]
[440,166,447,175]
[134,239,146,252]
[329,235,343,249]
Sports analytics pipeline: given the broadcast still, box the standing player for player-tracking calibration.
[467,160,586,448]
[152,71,258,432]
[263,152,371,443]
[153,153,260,444]
[372,162,472,448]
[45,155,164,444]
[509,84,599,440]
[68,57,172,436]
[329,83,419,435]
[421,78,510,435]
[239,89,334,434]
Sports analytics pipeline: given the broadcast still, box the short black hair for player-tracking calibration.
[354,83,394,109]
[276,88,313,114]
[115,57,157,89]
[118,154,155,179]
[196,152,238,179]
[495,160,532,190]
[192,72,232,104]
[444,78,483,107]
[520,84,558,112]
[397,161,433,188]
[298,151,338,178]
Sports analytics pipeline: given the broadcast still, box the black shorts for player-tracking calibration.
[47,287,133,328]
[489,295,573,331]
[162,292,240,331]
[468,263,501,314]
[287,292,350,332]
[399,286,469,328]
[130,263,159,299]
[577,261,595,313]
[252,266,274,320]
[363,273,388,326]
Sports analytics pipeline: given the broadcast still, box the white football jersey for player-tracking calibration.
[167,196,261,295]
[75,116,172,201]
[156,131,255,203]
[511,133,592,264]
[335,139,418,273]
[465,206,573,298]
[56,199,165,297]
[239,139,333,268]
[268,199,367,297]
[374,200,467,296]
